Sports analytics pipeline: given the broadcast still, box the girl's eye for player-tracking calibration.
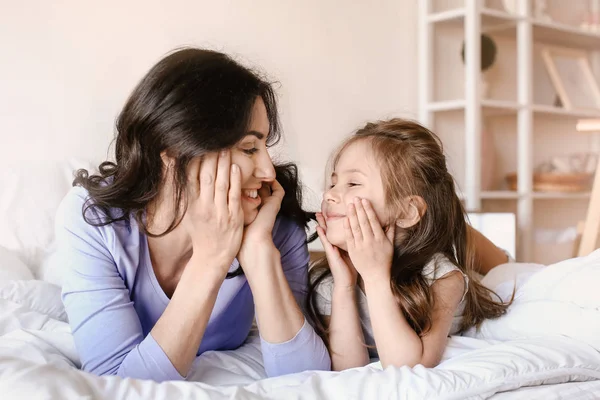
[347,182,360,187]
[242,148,258,155]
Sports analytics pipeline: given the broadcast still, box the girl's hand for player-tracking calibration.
[238,180,284,263]
[183,150,244,276]
[344,198,395,285]
[316,212,357,289]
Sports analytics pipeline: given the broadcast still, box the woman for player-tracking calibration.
[55,48,330,382]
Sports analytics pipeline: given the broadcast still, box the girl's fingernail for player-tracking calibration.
[232,164,238,173]
[362,198,368,205]
[221,150,228,156]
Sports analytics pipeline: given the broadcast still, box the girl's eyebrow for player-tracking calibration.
[332,169,367,177]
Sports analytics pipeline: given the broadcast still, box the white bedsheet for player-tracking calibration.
[1,251,600,399]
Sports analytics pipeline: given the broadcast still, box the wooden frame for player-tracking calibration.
[576,119,600,257]
[541,46,600,112]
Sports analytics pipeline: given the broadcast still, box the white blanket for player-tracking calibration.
[1,251,600,399]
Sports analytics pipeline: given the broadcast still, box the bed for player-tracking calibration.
[1,160,599,399]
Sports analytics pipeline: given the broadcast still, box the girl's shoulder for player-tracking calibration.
[421,253,467,286]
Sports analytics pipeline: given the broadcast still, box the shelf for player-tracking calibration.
[479,191,591,200]
[532,192,591,200]
[481,191,520,199]
[428,8,520,32]
[427,99,520,116]
[428,8,600,49]
[532,19,600,50]
[427,101,600,119]
[531,104,600,119]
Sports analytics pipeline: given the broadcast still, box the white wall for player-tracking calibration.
[0,0,418,210]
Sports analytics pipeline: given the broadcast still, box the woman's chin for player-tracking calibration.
[243,208,258,226]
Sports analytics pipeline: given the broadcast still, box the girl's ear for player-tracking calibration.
[395,196,427,228]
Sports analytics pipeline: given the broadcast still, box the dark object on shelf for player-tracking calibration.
[461,34,497,71]
[554,95,563,108]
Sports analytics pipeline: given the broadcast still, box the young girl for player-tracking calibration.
[307,118,511,371]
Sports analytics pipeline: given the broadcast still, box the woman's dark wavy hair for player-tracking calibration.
[73,48,311,277]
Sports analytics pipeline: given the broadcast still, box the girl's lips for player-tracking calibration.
[325,212,346,222]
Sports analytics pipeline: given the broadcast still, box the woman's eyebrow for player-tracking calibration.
[246,130,265,139]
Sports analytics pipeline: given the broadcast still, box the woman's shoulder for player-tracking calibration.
[55,186,146,282]
[55,186,140,255]
[57,186,132,230]
[272,215,308,252]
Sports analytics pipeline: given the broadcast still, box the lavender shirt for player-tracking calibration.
[56,187,330,382]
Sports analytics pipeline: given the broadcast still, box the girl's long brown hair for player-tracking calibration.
[306,119,511,345]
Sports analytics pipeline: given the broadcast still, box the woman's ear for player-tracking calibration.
[160,151,175,169]
[395,196,427,229]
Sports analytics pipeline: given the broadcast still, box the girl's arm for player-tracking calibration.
[344,198,464,368]
[469,226,511,275]
[364,271,464,368]
[327,285,370,370]
[314,212,369,370]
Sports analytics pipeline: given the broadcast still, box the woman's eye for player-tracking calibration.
[242,148,258,155]
[347,182,360,187]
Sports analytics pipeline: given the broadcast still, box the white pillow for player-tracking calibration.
[0,279,66,321]
[466,250,600,351]
[0,245,34,280]
[480,262,544,301]
[0,159,96,276]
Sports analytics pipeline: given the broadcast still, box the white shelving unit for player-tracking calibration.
[418,0,600,262]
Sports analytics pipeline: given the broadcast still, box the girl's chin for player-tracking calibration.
[325,233,347,251]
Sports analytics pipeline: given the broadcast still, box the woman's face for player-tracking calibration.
[321,140,389,250]
[231,97,276,225]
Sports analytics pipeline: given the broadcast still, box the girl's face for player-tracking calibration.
[231,97,276,225]
[321,140,389,250]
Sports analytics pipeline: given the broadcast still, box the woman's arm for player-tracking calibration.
[468,226,511,275]
[60,190,225,381]
[240,222,331,376]
[62,153,244,381]
[327,286,370,370]
[364,271,464,369]
[148,256,227,376]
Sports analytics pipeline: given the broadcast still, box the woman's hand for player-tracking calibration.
[182,150,244,276]
[344,198,395,285]
[315,212,357,289]
[237,179,285,263]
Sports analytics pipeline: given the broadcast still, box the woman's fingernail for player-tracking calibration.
[362,198,368,205]
[221,150,228,156]
[232,164,238,173]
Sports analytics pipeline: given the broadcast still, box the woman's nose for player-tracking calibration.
[254,151,276,181]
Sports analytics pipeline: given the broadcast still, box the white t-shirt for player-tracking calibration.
[312,253,468,360]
